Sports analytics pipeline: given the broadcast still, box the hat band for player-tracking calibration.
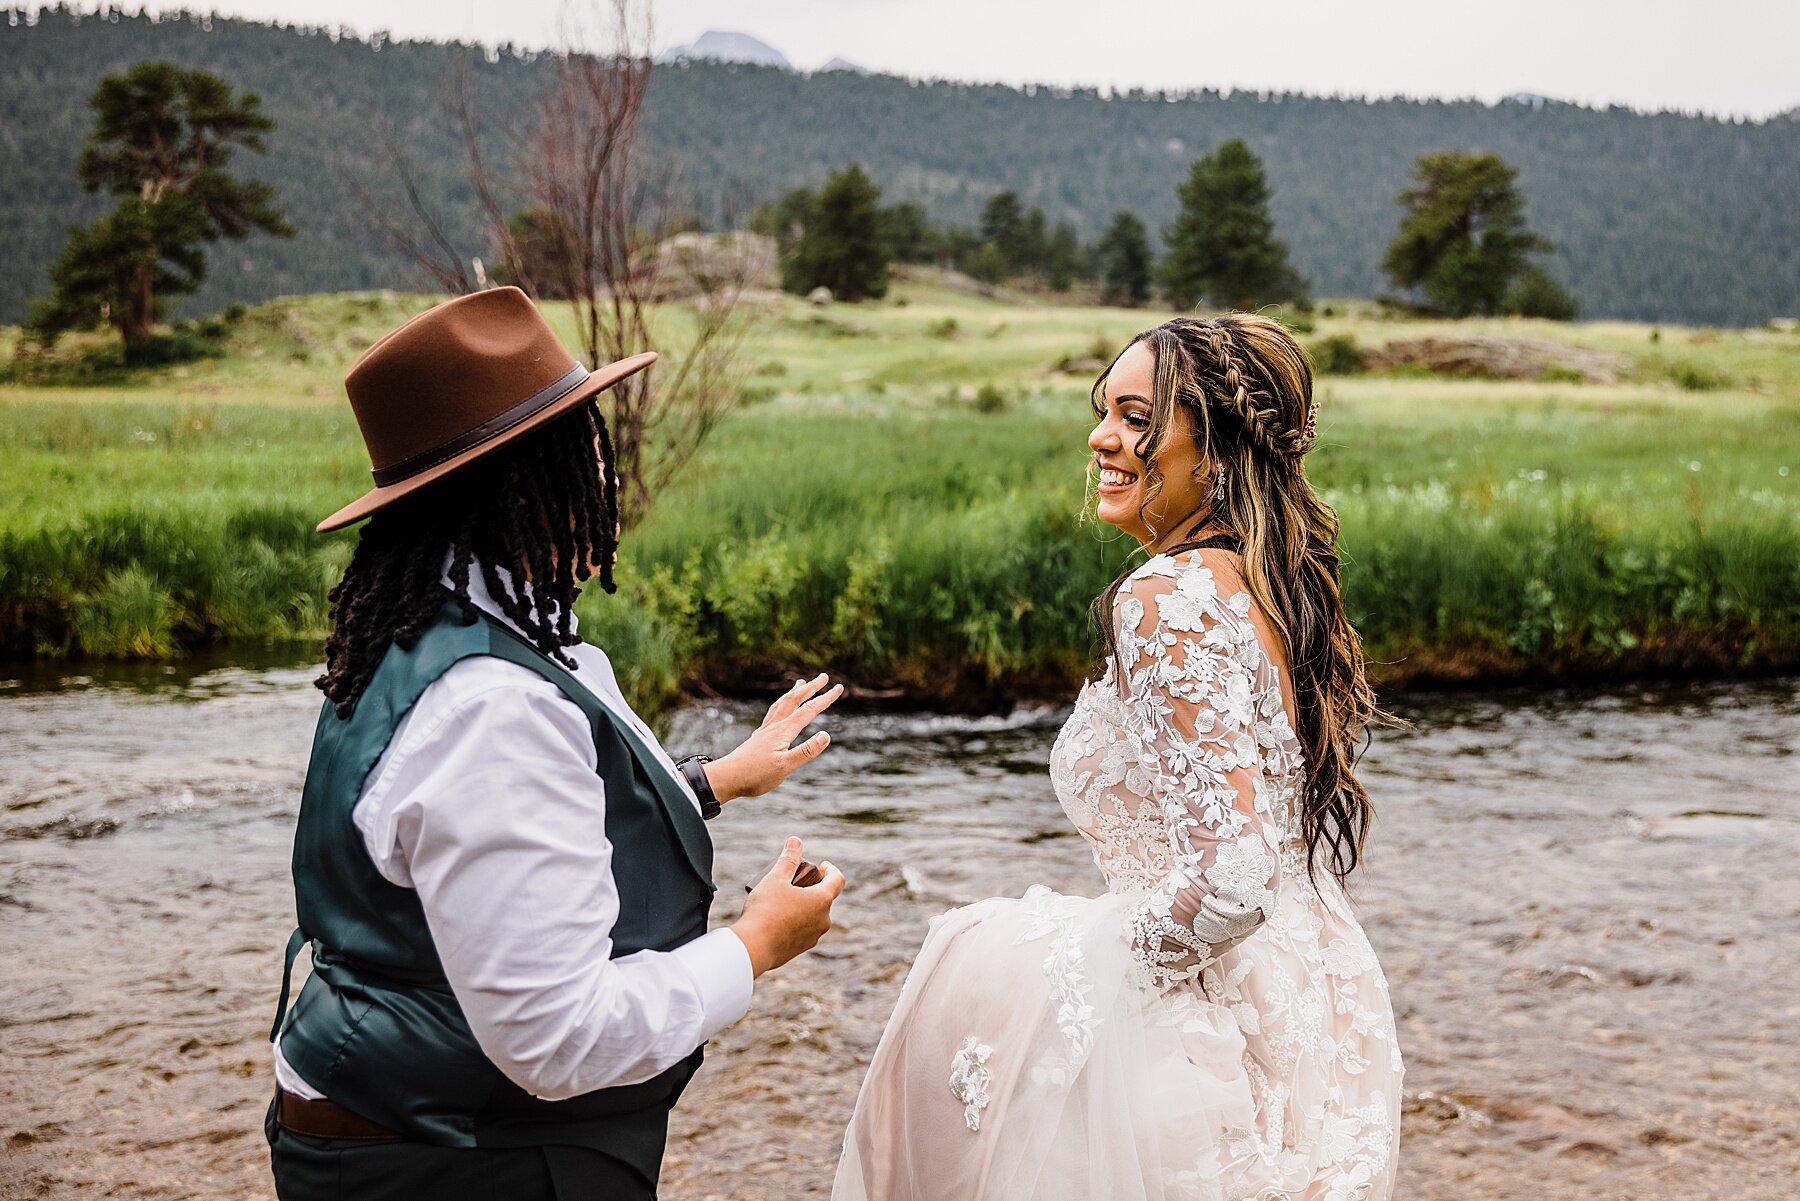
[369,362,590,487]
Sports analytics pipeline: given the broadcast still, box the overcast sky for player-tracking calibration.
[95,1,1800,119]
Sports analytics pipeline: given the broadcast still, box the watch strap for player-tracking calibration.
[677,755,722,820]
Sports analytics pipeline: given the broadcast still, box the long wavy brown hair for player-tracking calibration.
[1090,313,1390,884]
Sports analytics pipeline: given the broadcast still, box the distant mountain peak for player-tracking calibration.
[821,56,869,75]
[657,30,790,69]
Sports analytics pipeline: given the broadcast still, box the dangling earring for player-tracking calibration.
[1213,463,1227,502]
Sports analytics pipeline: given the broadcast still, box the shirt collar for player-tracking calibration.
[440,552,580,642]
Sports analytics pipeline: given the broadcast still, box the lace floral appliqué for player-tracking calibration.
[948,1035,994,1131]
[1016,885,1100,1063]
[1044,550,1403,1197]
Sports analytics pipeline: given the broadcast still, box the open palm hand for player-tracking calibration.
[706,674,844,804]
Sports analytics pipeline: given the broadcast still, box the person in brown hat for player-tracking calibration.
[265,287,846,1200]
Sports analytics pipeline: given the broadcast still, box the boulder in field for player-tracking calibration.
[649,231,778,302]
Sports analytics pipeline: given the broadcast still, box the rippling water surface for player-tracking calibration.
[2,665,1796,1199]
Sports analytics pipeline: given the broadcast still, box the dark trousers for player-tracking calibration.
[266,1100,655,1200]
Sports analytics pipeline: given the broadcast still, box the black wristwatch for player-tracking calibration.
[676,755,722,821]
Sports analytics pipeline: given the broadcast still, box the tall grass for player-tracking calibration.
[0,505,349,658]
[580,476,1800,713]
[1336,484,1800,674]
[4,288,1797,711]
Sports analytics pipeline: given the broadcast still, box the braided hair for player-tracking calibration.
[316,404,621,718]
[1089,314,1390,885]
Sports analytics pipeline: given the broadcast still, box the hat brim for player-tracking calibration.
[316,351,657,533]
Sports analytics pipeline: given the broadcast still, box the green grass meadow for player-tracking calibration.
[3,284,1797,712]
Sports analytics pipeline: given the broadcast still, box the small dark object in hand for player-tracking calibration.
[744,859,824,894]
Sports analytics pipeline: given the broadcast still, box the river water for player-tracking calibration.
[1,664,1796,1199]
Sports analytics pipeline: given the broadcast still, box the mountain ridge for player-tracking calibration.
[1,8,1795,327]
[656,30,790,69]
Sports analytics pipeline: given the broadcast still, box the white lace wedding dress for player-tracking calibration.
[833,551,1402,1201]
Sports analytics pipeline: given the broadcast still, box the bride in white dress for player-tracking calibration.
[834,315,1403,1201]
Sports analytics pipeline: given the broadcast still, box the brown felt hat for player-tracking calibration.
[317,287,656,532]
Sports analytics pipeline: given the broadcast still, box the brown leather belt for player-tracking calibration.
[274,1089,402,1142]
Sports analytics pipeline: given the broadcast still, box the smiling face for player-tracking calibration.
[1088,339,1210,549]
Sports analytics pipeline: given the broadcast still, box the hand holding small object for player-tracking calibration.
[745,859,824,894]
[730,837,845,978]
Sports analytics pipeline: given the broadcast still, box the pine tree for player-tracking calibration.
[959,241,1008,286]
[28,61,292,354]
[1505,263,1580,321]
[1160,139,1304,311]
[1018,206,1049,276]
[1382,151,1551,317]
[935,226,982,271]
[1045,221,1084,291]
[761,187,817,258]
[781,164,889,301]
[977,191,1062,280]
[879,202,937,264]
[979,191,1028,274]
[1093,211,1154,306]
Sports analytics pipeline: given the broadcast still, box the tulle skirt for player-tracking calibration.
[833,887,1400,1201]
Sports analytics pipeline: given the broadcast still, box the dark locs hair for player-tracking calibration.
[316,404,620,718]
[1089,314,1391,886]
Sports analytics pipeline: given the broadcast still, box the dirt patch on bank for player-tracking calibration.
[1360,336,1630,384]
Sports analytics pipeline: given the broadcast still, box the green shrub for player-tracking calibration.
[1505,264,1580,321]
[705,531,805,655]
[828,539,893,664]
[1668,360,1732,391]
[1308,334,1364,375]
[124,329,215,368]
[960,241,1008,285]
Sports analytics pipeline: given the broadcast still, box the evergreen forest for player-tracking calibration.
[3,6,1796,327]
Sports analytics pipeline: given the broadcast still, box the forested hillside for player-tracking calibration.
[3,6,1796,326]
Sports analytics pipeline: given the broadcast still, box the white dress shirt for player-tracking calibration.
[274,568,753,1102]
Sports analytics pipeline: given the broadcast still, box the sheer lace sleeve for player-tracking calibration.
[1113,554,1286,988]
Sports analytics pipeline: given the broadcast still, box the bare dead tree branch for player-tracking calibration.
[345,0,760,519]
[339,119,476,295]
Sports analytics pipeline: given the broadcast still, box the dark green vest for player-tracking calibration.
[271,603,717,1181]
